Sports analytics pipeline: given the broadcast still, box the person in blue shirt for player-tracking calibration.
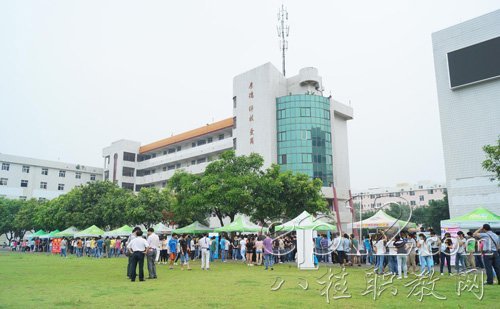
[363,235,372,265]
[473,224,499,285]
[219,237,227,262]
[168,234,178,270]
[96,238,104,258]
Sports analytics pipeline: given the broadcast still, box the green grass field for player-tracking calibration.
[0,251,498,308]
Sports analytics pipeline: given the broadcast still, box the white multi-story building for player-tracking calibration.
[102,118,234,191]
[103,63,354,228]
[432,9,500,218]
[0,153,103,201]
[354,181,447,213]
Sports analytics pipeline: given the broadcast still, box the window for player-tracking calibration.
[176,163,181,169]
[122,183,134,191]
[38,197,47,202]
[395,192,401,197]
[409,191,415,196]
[218,134,224,140]
[59,170,66,177]
[1,163,9,171]
[167,165,175,171]
[122,167,135,177]
[300,107,311,117]
[277,109,287,119]
[207,137,213,143]
[192,142,196,148]
[324,109,331,120]
[279,154,287,164]
[162,181,167,188]
[418,185,423,189]
[0,178,7,186]
[19,196,27,201]
[419,195,425,201]
[302,130,311,140]
[22,165,30,173]
[389,193,394,197]
[301,153,312,163]
[325,132,331,143]
[233,96,237,108]
[41,168,48,175]
[123,152,136,162]
[40,182,47,189]
[313,155,323,163]
[75,172,81,179]
[168,148,176,154]
[278,131,286,142]
[427,189,434,194]
[197,140,206,146]
[410,201,416,206]
[162,167,167,172]
[233,116,237,129]
[104,171,109,180]
[163,150,167,155]
[20,180,28,187]
[233,138,237,150]
[58,184,65,191]
[176,146,181,151]
[197,158,206,164]
[90,174,96,181]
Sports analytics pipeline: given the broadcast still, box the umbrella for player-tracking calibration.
[172,221,212,234]
[441,207,500,229]
[352,210,417,229]
[153,222,172,234]
[104,225,133,237]
[74,225,105,238]
[214,216,267,233]
[55,226,79,238]
[275,211,337,232]
[39,230,61,239]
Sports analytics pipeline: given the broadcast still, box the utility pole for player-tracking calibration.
[277,4,289,76]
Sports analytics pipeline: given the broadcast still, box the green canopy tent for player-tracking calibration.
[39,229,61,239]
[441,207,500,229]
[26,229,46,239]
[104,225,133,237]
[172,221,213,234]
[214,216,268,233]
[352,210,417,230]
[153,222,172,234]
[275,211,337,232]
[54,227,79,238]
[74,225,105,238]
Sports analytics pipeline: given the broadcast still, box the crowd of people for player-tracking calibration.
[5,223,499,285]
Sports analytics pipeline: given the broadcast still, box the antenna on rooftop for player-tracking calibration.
[277,4,289,76]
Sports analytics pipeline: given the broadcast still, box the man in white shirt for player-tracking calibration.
[127,229,149,282]
[146,228,160,279]
[199,233,211,270]
[240,237,247,262]
[126,227,140,279]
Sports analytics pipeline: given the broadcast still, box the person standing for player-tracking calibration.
[115,237,122,257]
[76,238,83,258]
[60,238,67,258]
[428,229,440,266]
[473,224,499,285]
[127,229,149,282]
[440,235,453,276]
[109,237,116,258]
[232,236,240,260]
[465,232,476,268]
[127,227,140,278]
[255,236,264,266]
[363,235,373,265]
[417,234,433,275]
[239,236,247,263]
[219,237,227,262]
[168,234,179,270]
[179,234,192,271]
[406,233,418,274]
[373,233,387,274]
[146,228,160,279]
[263,234,274,271]
[387,237,398,275]
[199,233,211,270]
[455,231,466,274]
[394,235,408,279]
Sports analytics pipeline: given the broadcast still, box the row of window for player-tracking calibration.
[277,130,331,143]
[363,199,436,209]
[363,189,444,199]
[278,154,333,165]
[277,108,330,120]
[0,178,65,190]
[1,163,96,180]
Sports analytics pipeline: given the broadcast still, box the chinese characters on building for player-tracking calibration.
[248,82,254,145]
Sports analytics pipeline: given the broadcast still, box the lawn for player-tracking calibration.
[0,252,497,308]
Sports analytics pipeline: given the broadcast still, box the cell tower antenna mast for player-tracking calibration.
[277,4,289,76]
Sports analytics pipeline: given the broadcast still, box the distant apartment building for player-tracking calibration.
[354,181,446,212]
[0,153,103,201]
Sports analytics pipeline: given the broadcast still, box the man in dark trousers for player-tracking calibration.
[127,229,149,282]
[126,227,140,278]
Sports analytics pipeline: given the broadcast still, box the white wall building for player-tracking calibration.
[354,181,446,213]
[0,153,102,201]
[432,9,500,218]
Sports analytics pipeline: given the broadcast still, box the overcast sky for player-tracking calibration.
[1,1,499,190]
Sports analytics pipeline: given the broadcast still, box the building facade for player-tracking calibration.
[233,64,354,226]
[103,63,354,227]
[354,181,446,213]
[102,119,234,191]
[432,9,500,218]
[0,153,102,201]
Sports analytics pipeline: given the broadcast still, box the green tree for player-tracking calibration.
[482,137,500,182]
[13,199,41,239]
[127,187,172,229]
[0,198,22,241]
